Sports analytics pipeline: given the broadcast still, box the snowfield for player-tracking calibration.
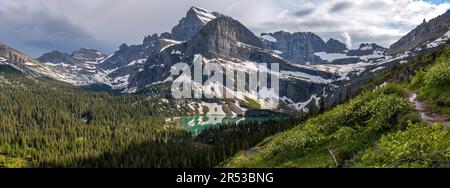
[126,59,146,67]
[314,49,385,63]
[191,6,221,24]
[426,30,450,49]
[261,34,277,43]
[314,52,351,62]
[159,39,182,52]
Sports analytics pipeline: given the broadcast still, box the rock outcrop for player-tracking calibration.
[37,51,81,65]
[389,10,450,55]
[171,6,225,41]
[261,31,348,64]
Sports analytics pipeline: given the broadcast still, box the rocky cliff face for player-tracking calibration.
[98,44,145,70]
[0,44,77,83]
[347,43,387,56]
[37,51,82,65]
[389,10,450,55]
[1,43,37,66]
[171,6,225,41]
[324,39,348,53]
[71,48,107,63]
[97,33,179,71]
[185,17,265,59]
[261,31,348,64]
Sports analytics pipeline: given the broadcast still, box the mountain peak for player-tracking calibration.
[119,43,129,50]
[325,38,348,53]
[189,6,207,11]
[143,33,159,46]
[358,43,374,50]
[186,16,264,58]
[188,6,224,24]
[389,10,450,55]
[171,6,226,41]
[42,50,69,57]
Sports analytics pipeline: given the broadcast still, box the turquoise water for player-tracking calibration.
[178,115,284,136]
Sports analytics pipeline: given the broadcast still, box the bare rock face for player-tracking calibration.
[347,43,386,56]
[171,6,225,41]
[38,48,108,66]
[389,10,450,55]
[261,31,347,64]
[272,31,325,64]
[98,44,145,70]
[37,51,81,65]
[324,38,348,53]
[71,48,107,63]
[98,33,178,71]
[186,17,265,59]
[0,43,32,65]
[1,43,76,83]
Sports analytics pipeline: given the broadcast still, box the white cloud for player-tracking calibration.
[0,0,449,56]
[342,31,352,49]
[247,0,450,48]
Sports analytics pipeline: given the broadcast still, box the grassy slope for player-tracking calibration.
[225,45,450,168]
[411,46,450,116]
[225,84,418,167]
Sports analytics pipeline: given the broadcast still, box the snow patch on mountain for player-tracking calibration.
[315,49,385,63]
[426,30,450,49]
[370,66,385,73]
[282,94,321,112]
[280,70,334,84]
[261,34,277,43]
[191,6,221,24]
[358,49,386,61]
[359,44,373,51]
[126,59,147,67]
[159,39,182,52]
[111,75,130,90]
[314,52,350,62]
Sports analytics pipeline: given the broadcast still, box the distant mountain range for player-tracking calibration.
[1,6,449,115]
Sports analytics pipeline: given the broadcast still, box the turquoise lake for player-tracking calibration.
[178,115,284,136]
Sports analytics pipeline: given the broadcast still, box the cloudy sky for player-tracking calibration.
[0,0,449,57]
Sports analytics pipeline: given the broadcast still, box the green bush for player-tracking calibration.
[257,90,414,166]
[375,83,407,97]
[355,123,450,168]
[413,46,450,115]
[410,70,425,90]
[424,62,450,88]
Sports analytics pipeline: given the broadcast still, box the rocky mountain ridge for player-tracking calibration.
[389,10,450,55]
[2,6,450,115]
[171,6,226,41]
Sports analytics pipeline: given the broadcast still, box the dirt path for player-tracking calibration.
[406,92,450,126]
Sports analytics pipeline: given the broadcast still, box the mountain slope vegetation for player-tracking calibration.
[411,46,450,116]
[225,45,450,168]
